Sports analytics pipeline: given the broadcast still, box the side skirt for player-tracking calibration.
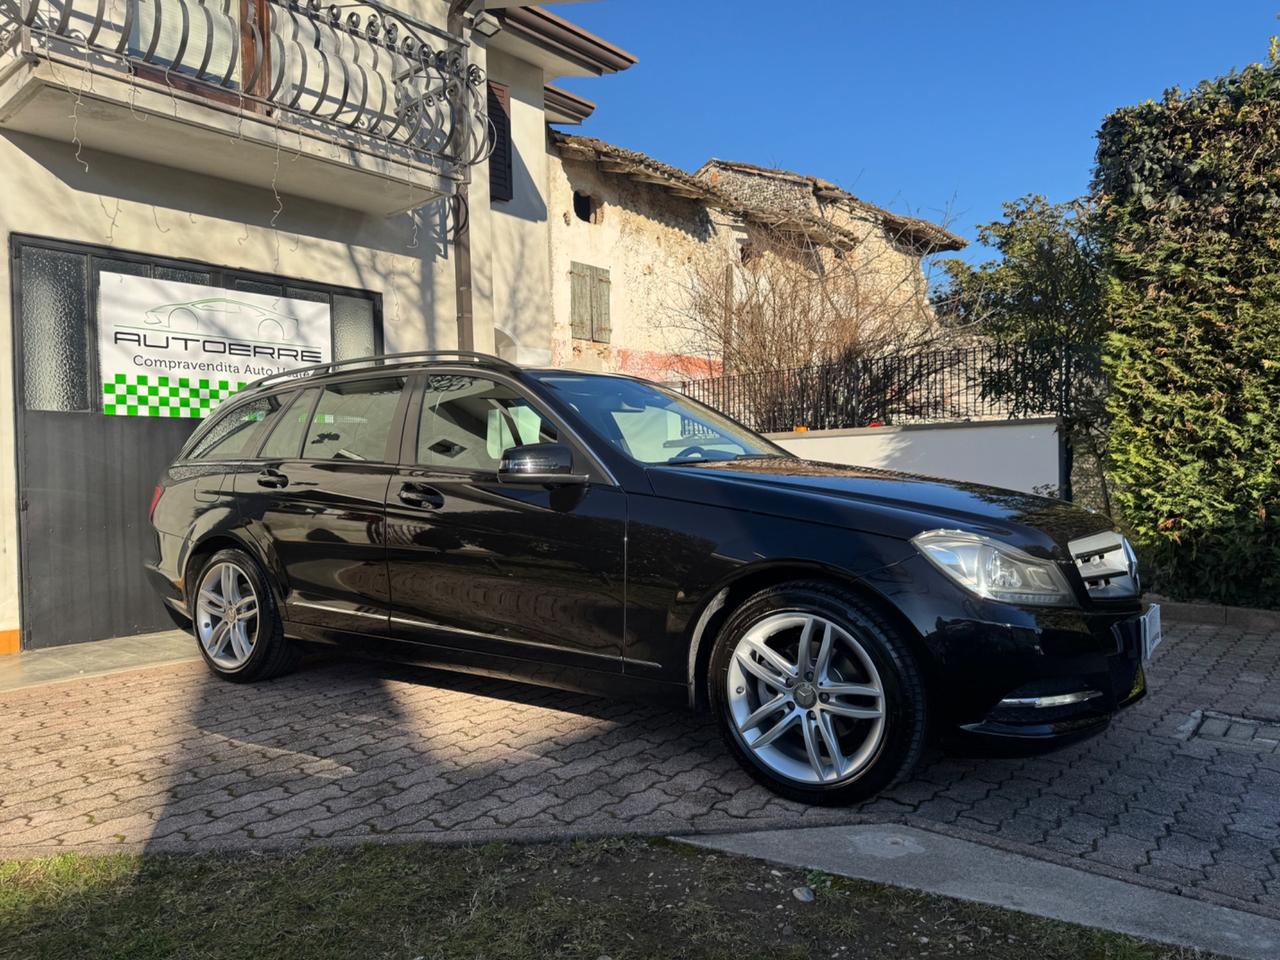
[284,621,688,707]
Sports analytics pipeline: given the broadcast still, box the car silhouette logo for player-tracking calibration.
[142,298,301,342]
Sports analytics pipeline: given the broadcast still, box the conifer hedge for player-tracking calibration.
[1094,62,1280,606]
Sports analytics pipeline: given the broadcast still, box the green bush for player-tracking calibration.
[1094,60,1280,606]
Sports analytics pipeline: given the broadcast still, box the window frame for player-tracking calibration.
[398,368,615,485]
[10,233,383,417]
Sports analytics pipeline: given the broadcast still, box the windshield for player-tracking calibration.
[533,373,790,466]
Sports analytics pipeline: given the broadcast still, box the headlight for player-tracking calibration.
[911,529,1074,606]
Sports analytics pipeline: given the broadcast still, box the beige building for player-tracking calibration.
[0,0,633,652]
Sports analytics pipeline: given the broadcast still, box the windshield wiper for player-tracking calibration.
[663,454,735,466]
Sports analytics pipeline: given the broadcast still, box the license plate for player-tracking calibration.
[1140,603,1163,660]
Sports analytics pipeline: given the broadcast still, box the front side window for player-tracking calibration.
[187,395,280,460]
[302,378,405,462]
[534,374,787,466]
[417,376,557,472]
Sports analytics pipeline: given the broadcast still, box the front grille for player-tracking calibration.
[1068,530,1140,599]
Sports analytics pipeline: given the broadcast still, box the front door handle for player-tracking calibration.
[398,482,444,510]
[257,468,288,489]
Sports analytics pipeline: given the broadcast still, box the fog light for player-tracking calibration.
[998,690,1102,709]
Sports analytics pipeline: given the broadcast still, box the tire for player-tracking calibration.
[709,580,927,805]
[189,548,298,683]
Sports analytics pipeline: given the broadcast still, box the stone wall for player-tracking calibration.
[543,151,946,380]
[547,152,739,379]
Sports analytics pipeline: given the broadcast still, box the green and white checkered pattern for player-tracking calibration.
[101,374,248,418]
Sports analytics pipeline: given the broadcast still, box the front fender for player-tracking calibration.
[679,556,917,709]
[624,491,916,689]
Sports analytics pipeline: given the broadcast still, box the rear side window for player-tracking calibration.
[186,396,280,461]
[302,378,405,462]
[260,388,319,460]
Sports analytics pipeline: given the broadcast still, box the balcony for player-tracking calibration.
[0,0,490,215]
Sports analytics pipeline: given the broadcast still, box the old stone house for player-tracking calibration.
[540,133,965,380]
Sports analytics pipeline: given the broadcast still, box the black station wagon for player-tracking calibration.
[146,351,1161,804]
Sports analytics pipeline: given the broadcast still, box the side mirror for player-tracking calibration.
[497,443,588,485]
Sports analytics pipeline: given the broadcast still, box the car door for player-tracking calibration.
[384,371,626,673]
[234,374,410,637]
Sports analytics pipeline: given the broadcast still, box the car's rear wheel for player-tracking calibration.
[709,581,927,805]
[191,548,297,682]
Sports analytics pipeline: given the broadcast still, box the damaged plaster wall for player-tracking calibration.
[547,152,740,381]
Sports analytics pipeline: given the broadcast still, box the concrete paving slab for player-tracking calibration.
[0,630,196,692]
[683,823,1280,960]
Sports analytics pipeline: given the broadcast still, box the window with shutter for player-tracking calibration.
[570,262,611,344]
[591,266,611,343]
[488,82,514,203]
[569,262,593,340]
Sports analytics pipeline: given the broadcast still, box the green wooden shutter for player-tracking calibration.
[591,266,611,343]
[569,262,592,339]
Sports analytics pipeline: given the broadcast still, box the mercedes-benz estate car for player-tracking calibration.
[146,351,1160,804]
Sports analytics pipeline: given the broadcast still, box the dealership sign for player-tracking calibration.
[97,272,331,417]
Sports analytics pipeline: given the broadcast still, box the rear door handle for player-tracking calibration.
[398,482,444,510]
[257,468,288,489]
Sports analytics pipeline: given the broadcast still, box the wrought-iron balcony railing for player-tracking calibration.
[0,0,490,180]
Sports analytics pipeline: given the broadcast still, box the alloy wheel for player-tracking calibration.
[727,612,886,785]
[195,561,260,670]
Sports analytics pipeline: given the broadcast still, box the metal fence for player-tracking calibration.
[678,341,1089,433]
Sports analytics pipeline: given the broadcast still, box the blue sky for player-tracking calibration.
[555,1,1279,262]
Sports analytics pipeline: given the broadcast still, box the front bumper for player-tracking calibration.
[871,555,1152,751]
[955,661,1146,747]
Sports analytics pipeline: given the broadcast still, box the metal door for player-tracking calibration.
[10,236,380,649]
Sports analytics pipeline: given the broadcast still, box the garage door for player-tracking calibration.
[10,236,382,649]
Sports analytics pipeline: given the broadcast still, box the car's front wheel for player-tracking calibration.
[190,548,297,683]
[709,581,927,805]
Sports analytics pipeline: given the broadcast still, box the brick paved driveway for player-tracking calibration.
[2,621,1277,919]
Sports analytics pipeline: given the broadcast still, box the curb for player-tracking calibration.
[1154,596,1280,632]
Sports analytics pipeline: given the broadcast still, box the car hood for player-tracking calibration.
[645,456,1113,560]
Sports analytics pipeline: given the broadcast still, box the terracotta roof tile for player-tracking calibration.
[552,132,865,249]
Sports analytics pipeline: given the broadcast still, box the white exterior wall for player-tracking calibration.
[485,48,553,365]
[768,419,1062,494]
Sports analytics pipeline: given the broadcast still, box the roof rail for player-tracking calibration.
[246,350,520,390]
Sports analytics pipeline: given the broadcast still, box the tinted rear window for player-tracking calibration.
[186,395,283,461]
[302,377,406,462]
[260,388,319,460]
